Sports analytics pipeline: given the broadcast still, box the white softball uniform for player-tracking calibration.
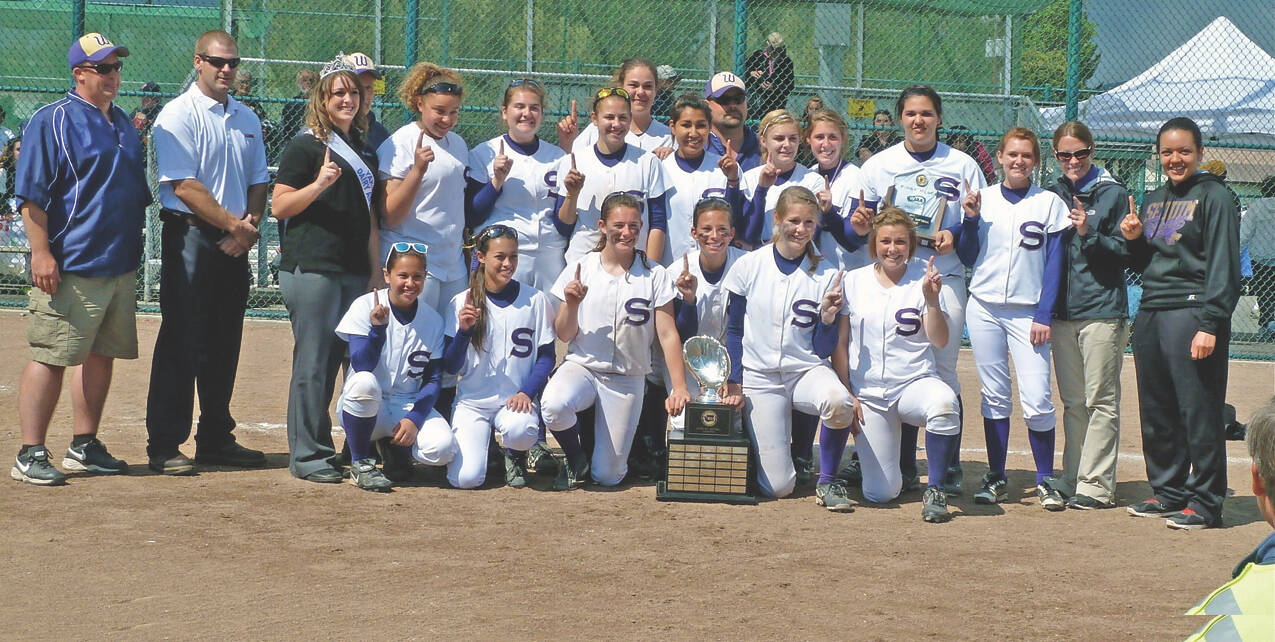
[467,135,568,291]
[723,246,855,498]
[660,151,732,266]
[813,161,868,271]
[444,282,556,488]
[541,253,677,485]
[966,183,1070,430]
[858,141,986,395]
[740,164,826,243]
[553,145,668,263]
[335,291,456,465]
[571,120,674,155]
[843,260,960,502]
[376,124,469,283]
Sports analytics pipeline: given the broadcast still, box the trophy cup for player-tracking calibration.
[657,336,755,504]
[884,182,947,248]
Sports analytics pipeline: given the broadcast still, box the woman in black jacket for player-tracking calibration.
[1123,117,1241,530]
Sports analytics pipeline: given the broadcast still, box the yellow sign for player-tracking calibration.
[847,98,875,119]
[373,79,386,95]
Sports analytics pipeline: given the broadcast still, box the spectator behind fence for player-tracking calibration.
[947,125,997,184]
[1185,396,1275,639]
[856,109,901,163]
[744,32,794,115]
[651,64,680,121]
[1241,175,1275,334]
[272,56,383,484]
[279,68,316,146]
[138,80,162,123]
[0,103,14,147]
[795,95,824,168]
[11,33,149,486]
[0,136,24,277]
[346,53,390,153]
[147,29,269,475]
[704,71,761,173]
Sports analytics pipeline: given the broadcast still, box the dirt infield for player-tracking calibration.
[2,309,1272,640]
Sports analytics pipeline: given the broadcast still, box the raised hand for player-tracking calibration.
[1069,196,1090,236]
[557,99,579,151]
[315,147,342,190]
[675,254,698,303]
[563,152,584,197]
[413,129,435,173]
[564,263,588,304]
[370,288,389,326]
[816,177,833,213]
[491,138,512,189]
[849,188,874,237]
[718,137,740,183]
[1120,195,1143,240]
[821,270,844,324]
[457,289,479,331]
[933,229,955,255]
[961,178,981,219]
[758,161,779,189]
[922,255,942,305]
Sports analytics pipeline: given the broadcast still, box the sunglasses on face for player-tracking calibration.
[419,82,462,96]
[1055,147,1093,161]
[592,87,631,108]
[197,54,241,69]
[508,78,542,90]
[77,61,124,75]
[713,93,745,106]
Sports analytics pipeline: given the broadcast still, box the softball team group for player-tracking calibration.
[285,55,1241,529]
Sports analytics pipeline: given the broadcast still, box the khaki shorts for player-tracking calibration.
[27,270,139,366]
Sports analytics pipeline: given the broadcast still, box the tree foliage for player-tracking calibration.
[1020,0,1100,100]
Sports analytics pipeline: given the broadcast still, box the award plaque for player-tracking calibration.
[884,176,947,248]
[657,336,756,504]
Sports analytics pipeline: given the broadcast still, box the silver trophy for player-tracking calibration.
[683,336,730,403]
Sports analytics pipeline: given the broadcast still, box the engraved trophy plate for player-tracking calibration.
[884,167,948,248]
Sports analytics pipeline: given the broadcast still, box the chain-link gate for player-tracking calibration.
[1,0,1273,357]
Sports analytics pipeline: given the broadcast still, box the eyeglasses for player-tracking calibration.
[419,82,463,96]
[197,54,242,69]
[712,92,745,106]
[477,224,518,244]
[386,241,428,268]
[593,87,631,108]
[509,78,542,90]
[1055,147,1094,161]
[76,61,124,75]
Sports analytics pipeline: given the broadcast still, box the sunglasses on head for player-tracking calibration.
[593,86,630,108]
[508,78,542,90]
[477,224,518,244]
[196,54,241,69]
[1055,147,1094,161]
[419,82,462,96]
[695,196,733,211]
[76,61,124,75]
[386,241,428,269]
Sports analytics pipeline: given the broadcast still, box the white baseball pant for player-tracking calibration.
[966,297,1056,430]
[855,377,961,503]
[339,371,458,465]
[540,361,647,486]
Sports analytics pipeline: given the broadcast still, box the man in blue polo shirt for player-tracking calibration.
[11,33,149,486]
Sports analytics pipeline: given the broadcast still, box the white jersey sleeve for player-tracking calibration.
[724,246,838,375]
[375,125,469,281]
[559,145,669,263]
[817,161,868,271]
[968,184,1072,306]
[661,152,731,266]
[467,135,566,253]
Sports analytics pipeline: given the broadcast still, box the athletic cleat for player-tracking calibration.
[942,465,964,496]
[1127,498,1183,518]
[1036,479,1066,511]
[377,438,415,482]
[922,487,952,523]
[527,442,558,475]
[1066,494,1114,510]
[793,456,815,487]
[504,451,528,488]
[973,473,1007,505]
[835,452,862,486]
[553,456,590,491]
[900,473,922,494]
[12,446,67,486]
[1165,508,1216,531]
[63,438,128,475]
[815,481,855,512]
[349,458,393,492]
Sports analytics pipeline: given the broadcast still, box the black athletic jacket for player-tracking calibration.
[1048,166,1130,321]
[1127,171,1241,335]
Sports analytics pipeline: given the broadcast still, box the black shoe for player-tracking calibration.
[900,473,922,493]
[63,438,128,475]
[148,452,196,476]
[195,442,266,468]
[527,442,558,475]
[1066,494,1114,510]
[505,451,528,488]
[793,456,814,487]
[553,456,590,491]
[301,467,343,484]
[942,465,963,496]
[349,459,393,492]
[1165,508,1218,530]
[377,438,415,482]
[836,451,862,486]
[1127,497,1184,518]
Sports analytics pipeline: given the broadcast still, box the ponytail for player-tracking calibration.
[466,262,489,352]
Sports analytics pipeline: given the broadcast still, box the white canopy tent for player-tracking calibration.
[1041,16,1275,146]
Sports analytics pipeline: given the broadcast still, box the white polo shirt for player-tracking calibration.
[152,84,270,216]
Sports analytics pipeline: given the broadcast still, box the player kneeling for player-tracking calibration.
[834,208,960,522]
[335,244,457,491]
[541,193,691,489]
[721,186,861,504]
[442,225,556,489]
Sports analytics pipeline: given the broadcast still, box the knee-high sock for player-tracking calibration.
[433,386,457,419]
[341,410,376,462]
[551,425,584,468]
[984,417,1010,482]
[817,425,850,485]
[1027,428,1056,485]
[791,411,818,461]
[899,423,919,478]
[947,396,964,473]
[926,431,958,489]
[577,406,596,457]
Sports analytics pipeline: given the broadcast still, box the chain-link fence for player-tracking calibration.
[1,0,1273,357]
